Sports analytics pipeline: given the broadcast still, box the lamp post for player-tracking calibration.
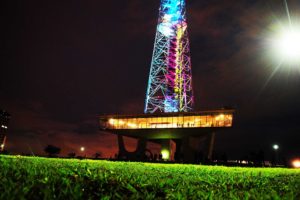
[272,144,279,166]
[80,146,86,158]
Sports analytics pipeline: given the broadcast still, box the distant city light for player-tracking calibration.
[273,144,279,150]
[1,125,7,129]
[292,159,300,168]
[80,147,85,152]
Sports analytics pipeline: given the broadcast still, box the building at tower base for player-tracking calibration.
[100,109,234,163]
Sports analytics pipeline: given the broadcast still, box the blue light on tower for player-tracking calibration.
[158,0,185,37]
[145,0,193,113]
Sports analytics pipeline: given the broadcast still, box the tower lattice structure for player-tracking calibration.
[145,0,194,113]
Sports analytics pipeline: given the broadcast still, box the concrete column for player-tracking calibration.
[117,135,126,158]
[181,137,194,163]
[174,139,182,162]
[207,132,216,161]
[117,135,148,161]
[136,138,147,160]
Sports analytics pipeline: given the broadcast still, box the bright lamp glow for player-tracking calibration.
[266,0,300,67]
[273,27,300,63]
[161,149,170,160]
[292,159,300,168]
[273,144,279,150]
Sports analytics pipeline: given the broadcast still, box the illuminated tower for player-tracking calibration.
[145,0,193,113]
[99,0,235,163]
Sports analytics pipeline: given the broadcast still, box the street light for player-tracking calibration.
[292,159,300,168]
[272,27,300,65]
[273,144,279,150]
[161,149,170,160]
[265,1,300,69]
[272,144,280,166]
[80,147,85,152]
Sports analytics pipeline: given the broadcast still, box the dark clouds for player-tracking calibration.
[1,0,300,158]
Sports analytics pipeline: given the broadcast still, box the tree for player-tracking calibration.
[94,152,102,159]
[44,145,61,157]
[68,152,76,158]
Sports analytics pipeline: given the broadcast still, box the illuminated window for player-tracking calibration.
[101,112,233,130]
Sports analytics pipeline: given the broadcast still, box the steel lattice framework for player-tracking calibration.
[145,0,194,113]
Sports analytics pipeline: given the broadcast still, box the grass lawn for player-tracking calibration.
[0,155,300,199]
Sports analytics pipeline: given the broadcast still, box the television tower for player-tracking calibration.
[145,0,194,113]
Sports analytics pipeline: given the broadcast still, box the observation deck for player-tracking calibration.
[99,109,234,139]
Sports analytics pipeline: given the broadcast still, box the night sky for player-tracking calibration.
[1,0,300,159]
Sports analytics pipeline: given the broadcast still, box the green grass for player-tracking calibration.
[0,155,300,199]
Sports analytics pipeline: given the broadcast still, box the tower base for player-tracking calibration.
[116,132,216,163]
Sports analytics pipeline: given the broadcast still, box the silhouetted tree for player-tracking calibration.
[44,145,61,157]
[68,152,76,158]
[0,149,10,155]
[94,152,102,159]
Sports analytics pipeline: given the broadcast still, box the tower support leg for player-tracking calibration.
[207,132,216,161]
[174,139,182,162]
[117,135,147,161]
[117,135,126,159]
[181,137,194,163]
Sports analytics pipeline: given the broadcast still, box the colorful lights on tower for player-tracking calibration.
[145,0,193,113]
